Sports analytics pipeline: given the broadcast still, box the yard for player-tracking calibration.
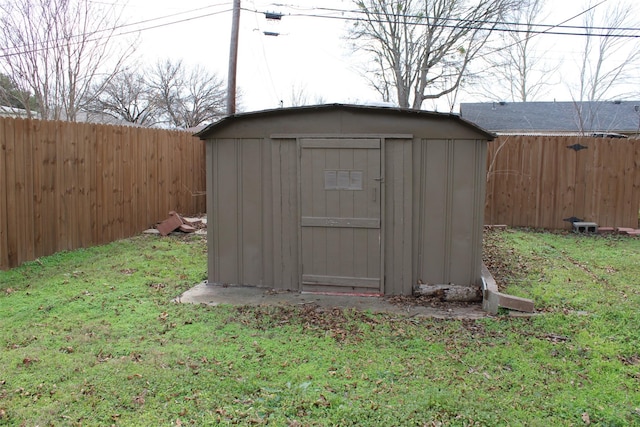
[0,229,639,426]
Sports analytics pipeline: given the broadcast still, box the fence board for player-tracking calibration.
[486,135,640,230]
[0,117,205,270]
[0,119,8,268]
[4,119,19,266]
[40,121,56,257]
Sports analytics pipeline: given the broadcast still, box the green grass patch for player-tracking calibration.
[1,231,640,426]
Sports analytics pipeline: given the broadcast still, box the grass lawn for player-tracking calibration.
[1,229,639,426]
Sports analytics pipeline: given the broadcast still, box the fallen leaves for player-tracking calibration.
[313,394,331,408]
[6,335,38,350]
[482,228,531,291]
[148,282,167,290]
[20,357,38,367]
[232,304,380,342]
[619,354,640,366]
[95,350,112,363]
[132,389,147,406]
[544,334,570,343]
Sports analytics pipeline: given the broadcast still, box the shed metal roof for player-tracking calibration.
[195,103,495,140]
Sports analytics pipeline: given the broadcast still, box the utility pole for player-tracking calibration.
[226,0,241,115]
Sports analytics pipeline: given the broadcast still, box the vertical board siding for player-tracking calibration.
[207,137,299,289]
[206,135,487,294]
[211,139,240,283]
[415,140,448,285]
[279,140,300,289]
[486,135,640,229]
[384,138,413,295]
[0,117,206,270]
[261,139,274,287]
[241,139,264,285]
[413,139,486,287]
[265,138,299,289]
[449,141,482,285]
[206,142,217,283]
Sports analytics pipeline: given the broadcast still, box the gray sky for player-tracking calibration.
[123,0,640,112]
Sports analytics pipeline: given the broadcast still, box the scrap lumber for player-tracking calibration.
[481,263,535,314]
[156,211,185,236]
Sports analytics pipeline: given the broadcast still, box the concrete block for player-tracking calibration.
[573,222,597,233]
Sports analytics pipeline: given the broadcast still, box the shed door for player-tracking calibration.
[300,138,382,294]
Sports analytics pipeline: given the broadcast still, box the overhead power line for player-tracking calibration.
[0,2,231,58]
[247,3,640,39]
[2,1,639,60]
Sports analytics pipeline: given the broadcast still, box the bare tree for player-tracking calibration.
[148,59,226,128]
[571,1,640,132]
[0,0,135,121]
[575,1,640,103]
[88,69,159,126]
[287,83,326,107]
[474,0,560,102]
[349,0,521,110]
[289,83,311,107]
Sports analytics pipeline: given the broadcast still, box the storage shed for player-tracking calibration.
[196,104,494,299]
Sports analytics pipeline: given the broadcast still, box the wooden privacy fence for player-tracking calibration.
[3,125,638,269]
[0,118,206,270]
[485,135,640,230]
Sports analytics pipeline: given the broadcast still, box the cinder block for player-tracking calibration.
[573,222,598,233]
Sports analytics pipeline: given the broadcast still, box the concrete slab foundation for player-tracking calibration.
[175,282,488,320]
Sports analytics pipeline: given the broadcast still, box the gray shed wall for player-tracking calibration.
[203,107,488,295]
[207,137,300,290]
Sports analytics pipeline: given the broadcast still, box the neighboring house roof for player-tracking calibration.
[196,103,495,140]
[0,107,147,127]
[0,105,33,118]
[71,110,145,127]
[460,101,640,136]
